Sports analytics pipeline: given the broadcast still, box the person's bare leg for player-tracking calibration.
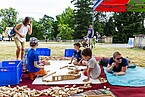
[21,42,25,60]
[16,47,21,60]
[21,48,24,60]
[88,39,90,48]
[14,38,21,60]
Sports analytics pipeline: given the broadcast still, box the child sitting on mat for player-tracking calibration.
[69,42,86,66]
[27,37,47,80]
[81,48,101,82]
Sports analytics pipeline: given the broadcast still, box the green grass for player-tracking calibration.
[1,41,145,67]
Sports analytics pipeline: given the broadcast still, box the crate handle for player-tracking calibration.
[8,62,16,64]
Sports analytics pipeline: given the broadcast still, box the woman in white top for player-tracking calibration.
[14,17,32,60]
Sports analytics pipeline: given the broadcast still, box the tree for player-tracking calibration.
[57,24,74,40]
[102,12,145,43]
[26,18,45,41]
[103,17,115,36]
[112,12,144,43]
[93,12,106,36]
[0,7,18,32]
[56,7,75,40]
[71,0,93,39]
[52,21,59,40]
[39,15,54,40]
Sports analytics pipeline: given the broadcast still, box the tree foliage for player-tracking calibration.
[52,21,59,39]
[0,7,18,33]
[26,18,45,41]
[106,12,145,43]
[56,7,74,40]
[0,5,145,43]
[57,24,74,40]
[71,0,93,39]
[39,15,54,40]
[93,12,106,36]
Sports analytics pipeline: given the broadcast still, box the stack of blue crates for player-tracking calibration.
[36,48,51,56]
[64,49,75,57]
[0,60,22,86]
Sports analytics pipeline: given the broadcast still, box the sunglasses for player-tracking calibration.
[116,57,122,60]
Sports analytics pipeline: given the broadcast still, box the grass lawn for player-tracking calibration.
[1,41,145,67]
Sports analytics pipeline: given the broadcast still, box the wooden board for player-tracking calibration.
[32,60,101,85]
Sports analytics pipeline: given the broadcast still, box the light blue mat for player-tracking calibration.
[103,67,145,87]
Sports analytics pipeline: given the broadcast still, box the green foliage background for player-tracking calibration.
[0,1,145,43]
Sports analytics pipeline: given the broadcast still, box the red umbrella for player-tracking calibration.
[93,0,145,12]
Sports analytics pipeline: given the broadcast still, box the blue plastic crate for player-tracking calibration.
[36,48,51,56]
[0,60,22,86]
[64,49,75,57]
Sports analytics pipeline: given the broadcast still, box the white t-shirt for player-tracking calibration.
[15,23,29,42]
[87,57,101,79]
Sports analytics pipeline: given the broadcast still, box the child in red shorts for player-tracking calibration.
[27,37,47,80]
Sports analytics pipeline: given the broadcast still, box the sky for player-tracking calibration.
[0,0,74,20]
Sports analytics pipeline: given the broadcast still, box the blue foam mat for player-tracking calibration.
[103,66,145,87]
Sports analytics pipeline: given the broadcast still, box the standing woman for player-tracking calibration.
[14,17,32,60]
[87,25,94,48]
